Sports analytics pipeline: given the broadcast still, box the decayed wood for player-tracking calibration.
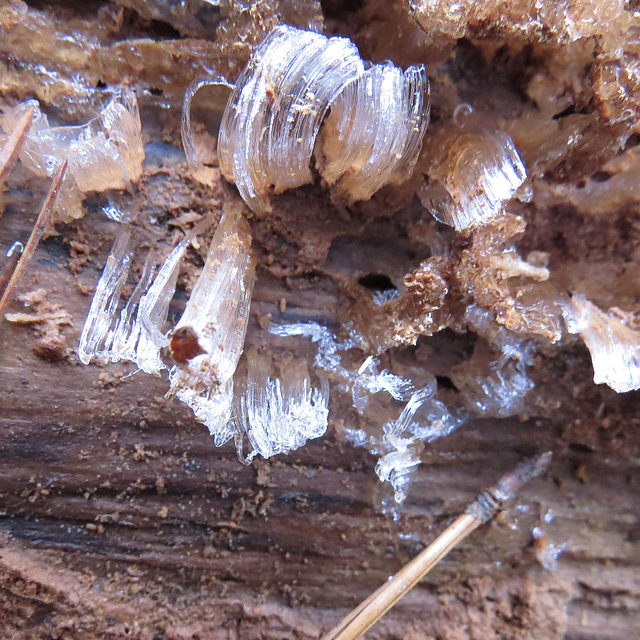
[0,3,639,639]
[0,165,639,639]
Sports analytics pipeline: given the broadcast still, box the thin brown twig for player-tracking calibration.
[0,159,67,319]
[0,104,35,183]
[322,451,553,640]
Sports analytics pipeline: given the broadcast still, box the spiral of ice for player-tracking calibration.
[184,25,430,213]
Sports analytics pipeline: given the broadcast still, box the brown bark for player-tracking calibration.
[0,2,639,639]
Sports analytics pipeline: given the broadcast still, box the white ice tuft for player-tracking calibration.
[78,220,206,374]
[267,321,353,381]
[352,355,414,414]
[235,351,329,461]
[376,384,465,503]
[375,446,423,506]
[268,321,465,502]
[419,113,526,230]
[217,25,365,213]
[0,88,144,223]
[459,305,537,416]
[471,367,535,416]
[319,62,430,202]
[190,25,429,213]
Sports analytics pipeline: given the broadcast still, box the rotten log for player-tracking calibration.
[0,2,639,639]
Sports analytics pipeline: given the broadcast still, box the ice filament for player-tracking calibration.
[0,88,144,223]
[564,295,640,393]
[168,206,257,445]
[234,351,330,461]
[78,219,209,375]
[419,114,526,230]
[185,25,430,213]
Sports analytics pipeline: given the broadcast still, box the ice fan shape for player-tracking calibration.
[564,295,640,393]
[418,109,526,230]
[0,88,144,223]
[78,218,210,375]
[187,25,430,213]
[234,351,330,461]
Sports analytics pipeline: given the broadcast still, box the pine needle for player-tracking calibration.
[322,451,553,640]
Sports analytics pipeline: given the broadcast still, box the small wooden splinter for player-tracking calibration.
[322,451,553,640]
[0,159,67,319]
[0,104,35,183]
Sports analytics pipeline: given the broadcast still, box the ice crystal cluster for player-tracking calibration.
[69,22,640,508]
[268,322,415,415]
[0,89,143,223]
[318,62,429,203]
[187,25,430,213]
[234,351,329,461]
[268,322,354,382]
[269,321,466,503]
[564,296,640,393]
[79,207,329,461]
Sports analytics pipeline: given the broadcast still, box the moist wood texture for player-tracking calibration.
[1,2,640,639]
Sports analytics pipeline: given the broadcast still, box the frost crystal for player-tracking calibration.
[352,356,414,414]
[419,112,526,230]
[382,384,463,449]
[319,63,430,203]
[235,351,329,461]
[376,384,465,503]
[268,321,411,407]
[169,206,256,445]
[564,295,640,393]
[78,220,205,374]
[78,227,133,366]
[0,88,144,223]
[197,25,429,213]
[268,322,465,503]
